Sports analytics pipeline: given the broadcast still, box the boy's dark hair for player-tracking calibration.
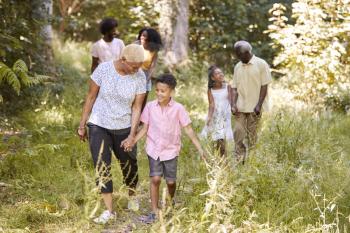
[156,74,177,89]
[137,27,162,52]
[99,18,118,35]
[208,65,218,89]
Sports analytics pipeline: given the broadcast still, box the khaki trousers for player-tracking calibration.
[233,112,261,161]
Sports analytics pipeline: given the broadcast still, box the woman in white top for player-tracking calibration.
[78,44,146,224]
[202,65,233,156]
[91,18,125,73]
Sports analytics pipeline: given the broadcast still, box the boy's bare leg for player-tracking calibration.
[150,176,161,213]
[166,181,176,199]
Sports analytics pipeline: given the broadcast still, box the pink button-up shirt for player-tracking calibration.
[140,99,191,161]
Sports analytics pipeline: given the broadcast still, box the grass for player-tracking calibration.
[1,40,350,232]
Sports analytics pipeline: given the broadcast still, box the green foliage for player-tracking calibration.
[0,60,49,102]
[268,1,350,108]
[0,61,21,95]
[53,0,158,43]
[189,0,293,67]
[0,1,53,105]
[2,28,350,233]
[0,1,44,69]
[53,0,293,68]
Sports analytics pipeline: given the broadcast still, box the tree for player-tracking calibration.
[154,0,189,67]
[31,0,55,74]
[189,0,293,68]
[57,0,85,33]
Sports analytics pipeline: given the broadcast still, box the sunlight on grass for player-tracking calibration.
[41,108,66,124]
[53,35,91,73]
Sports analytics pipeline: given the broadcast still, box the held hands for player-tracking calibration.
[77,126,87,142]
[231,105,238,115]
[121,135,136,152]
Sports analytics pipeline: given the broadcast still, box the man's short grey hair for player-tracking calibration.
[234,41,252,53]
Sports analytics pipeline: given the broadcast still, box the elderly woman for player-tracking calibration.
[77,44,146,224]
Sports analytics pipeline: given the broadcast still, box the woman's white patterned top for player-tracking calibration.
[88,61,146,130]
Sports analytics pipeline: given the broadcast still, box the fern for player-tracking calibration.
[0,60,50,101]
[0,62,21,94]
[12,59,30,86]
[31,74,50,85]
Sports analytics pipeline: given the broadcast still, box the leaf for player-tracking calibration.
[12,59,31,86]
[0,62,21,94]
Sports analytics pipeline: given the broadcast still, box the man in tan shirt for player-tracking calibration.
[231,41,272,163]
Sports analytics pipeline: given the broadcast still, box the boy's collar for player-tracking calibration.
[156,98,174,107]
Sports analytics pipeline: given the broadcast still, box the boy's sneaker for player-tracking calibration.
[139,212,157,224]
[93,210,116,224]
[127,199,140,211]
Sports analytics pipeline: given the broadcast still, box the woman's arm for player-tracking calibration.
[147,53,158,80]
[207,89,215,126]
[77,80,100,141]
[124,93,146,145]
[121,123,148,151]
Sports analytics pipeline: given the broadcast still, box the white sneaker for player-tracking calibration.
[127,199,140,211]
[93,210,115,224]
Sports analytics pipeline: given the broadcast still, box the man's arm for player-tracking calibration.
[231,87,238,114]
[254,85,268,115]
[254,61,271,115]
[91,57,99,74]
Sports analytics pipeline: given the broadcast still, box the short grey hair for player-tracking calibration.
[234,41,252,53]
[121,44,145,63]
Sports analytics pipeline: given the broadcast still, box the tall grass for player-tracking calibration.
[1,40,350,232]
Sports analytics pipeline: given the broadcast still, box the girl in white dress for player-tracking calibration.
[203,65,233,156]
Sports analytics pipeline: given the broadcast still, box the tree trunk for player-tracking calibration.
[171,0,189,64]
[31,0,55,75]
[157,0,189,68]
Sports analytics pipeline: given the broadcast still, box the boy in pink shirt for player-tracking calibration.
[122,74,204,223]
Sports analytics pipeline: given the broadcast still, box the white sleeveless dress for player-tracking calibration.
[201,85,233,141]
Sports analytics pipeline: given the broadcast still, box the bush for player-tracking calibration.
[268,1,350,108]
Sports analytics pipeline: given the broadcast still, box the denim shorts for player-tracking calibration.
[148,156,178,182]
